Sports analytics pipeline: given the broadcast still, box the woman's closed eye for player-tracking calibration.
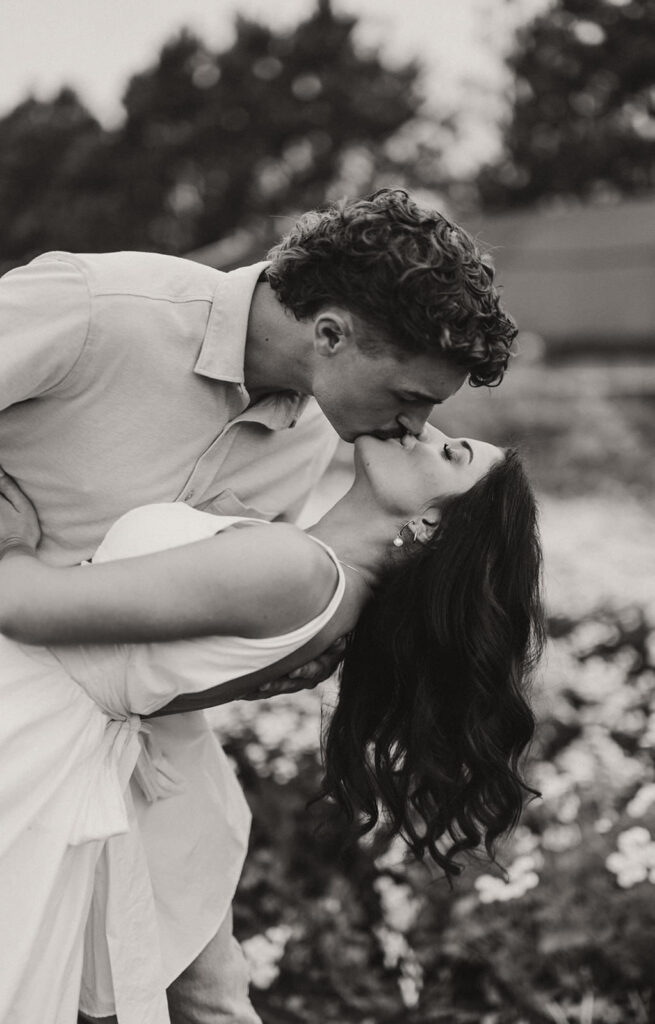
[442,443,455,462]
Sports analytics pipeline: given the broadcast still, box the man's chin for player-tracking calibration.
[352,433,386,452]
[332,425,361,444]
[332,423,392,444]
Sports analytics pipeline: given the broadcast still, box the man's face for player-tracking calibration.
[311,317,467,442]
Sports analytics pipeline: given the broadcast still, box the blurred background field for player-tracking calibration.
[2,0,655,1019]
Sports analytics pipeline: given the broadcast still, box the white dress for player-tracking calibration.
[0,503,345,1024]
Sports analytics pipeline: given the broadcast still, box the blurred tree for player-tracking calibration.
[0,89,103,271]
[478,0,655,209]
[0,0,443,269]
[115,0,424,251]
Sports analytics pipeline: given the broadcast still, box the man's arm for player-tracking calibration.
[147,635,347,716]
[0,254,89,411]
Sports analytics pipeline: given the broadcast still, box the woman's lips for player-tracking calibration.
[399,434,418,451]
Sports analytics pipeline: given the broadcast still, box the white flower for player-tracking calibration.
[558,730,643,796]
[542,824,582,851]
[374,834,410,871]
[511,826,541,856]
[567,656,627,703]
[605,827,655,888]
[626,783,655,819]
[617,826,653,853]
[241,925,293,989]
[398,953,423,1008]
[374,926,423,1007]
[474,853,541,903]
[556,792,581,824]
[532,761,574,803]
[374,925,409,969]
[568,619,620,656]
[373,876,422,933]
[398,975,421,1009]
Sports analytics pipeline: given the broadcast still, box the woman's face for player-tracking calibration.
[354,423,503,517]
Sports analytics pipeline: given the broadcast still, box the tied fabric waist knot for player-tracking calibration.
[69,716,185,847]
[83,718,174,1024]
[133,720,187,802]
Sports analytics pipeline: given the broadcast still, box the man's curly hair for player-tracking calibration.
[267,188,517,387]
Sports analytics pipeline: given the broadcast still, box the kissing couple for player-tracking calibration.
[0,189,544,1024]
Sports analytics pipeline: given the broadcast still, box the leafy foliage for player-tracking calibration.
[212,605,655,1022]
[0,1,431,275]
[478,0,655,209]
[0,89,103,263]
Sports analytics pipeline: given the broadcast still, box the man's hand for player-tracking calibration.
[0,468,41,557]
[241,636,347,701]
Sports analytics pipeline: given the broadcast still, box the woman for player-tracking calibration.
[0,425,544,1024]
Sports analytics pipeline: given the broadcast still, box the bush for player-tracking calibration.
[209,606,655,1023]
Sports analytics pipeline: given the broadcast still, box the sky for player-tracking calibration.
[0,0,550,173]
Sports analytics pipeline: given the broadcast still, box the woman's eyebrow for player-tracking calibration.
[462,440,473,463]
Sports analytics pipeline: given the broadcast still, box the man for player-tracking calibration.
[0,188,516,1023]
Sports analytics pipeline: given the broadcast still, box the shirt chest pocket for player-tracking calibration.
[195,488,275,521]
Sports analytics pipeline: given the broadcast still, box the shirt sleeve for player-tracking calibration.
[0,253,90,412]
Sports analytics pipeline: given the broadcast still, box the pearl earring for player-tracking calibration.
[390,516,421,548]
[393,520,416,548]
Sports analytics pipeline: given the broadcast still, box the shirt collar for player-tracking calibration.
[194,260,307,431]
[194,260,269,388]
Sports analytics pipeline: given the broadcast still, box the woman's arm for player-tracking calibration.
[0,523,339,646]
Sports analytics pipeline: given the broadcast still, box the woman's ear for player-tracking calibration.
[408,506,441,545]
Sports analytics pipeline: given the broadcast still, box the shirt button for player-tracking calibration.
[184,490,195,501]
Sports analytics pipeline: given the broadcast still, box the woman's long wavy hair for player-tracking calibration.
[320,449,545,880]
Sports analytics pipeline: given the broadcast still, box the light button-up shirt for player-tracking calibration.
[0,251,338,564]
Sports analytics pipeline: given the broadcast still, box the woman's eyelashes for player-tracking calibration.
[442,442,454,462]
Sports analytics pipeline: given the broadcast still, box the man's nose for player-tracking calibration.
[397,412,431,438]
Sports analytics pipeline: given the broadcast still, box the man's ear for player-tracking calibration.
[313,310,355,357]
[407,505,441,545]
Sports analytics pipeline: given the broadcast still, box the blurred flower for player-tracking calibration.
[374,925,423,1008]
[568,618,621,654]
[374,833,410,871]
[511,826,542,856]
[556,792,581,824]
[374,924,409,969]
[210,686,325,781]
[626,783,655,818]
[399,955,423,1009]
[606,827,655,888]
[241,924,293,989]
[474,853,542,903]
[542,823,582,851]
[557,730,643,796]
[373,875,422,933]
[639,706,655,750]
[532,761,574,802]
[566,654,633,703]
